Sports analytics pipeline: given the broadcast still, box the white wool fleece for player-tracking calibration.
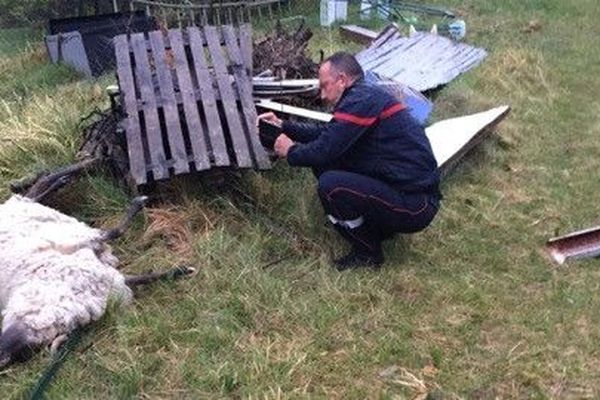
[0,195,132,347]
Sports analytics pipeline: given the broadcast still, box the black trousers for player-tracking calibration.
[316,169,440,255]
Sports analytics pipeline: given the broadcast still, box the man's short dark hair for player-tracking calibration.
[324,52,364,80]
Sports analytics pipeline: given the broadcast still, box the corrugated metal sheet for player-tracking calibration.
[355,30,488,92]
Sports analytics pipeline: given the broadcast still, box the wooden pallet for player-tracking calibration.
[114,24,269,186]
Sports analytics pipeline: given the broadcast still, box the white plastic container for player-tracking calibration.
[320,0,335,26]
[335,0,348,22]
[320,0,348,26]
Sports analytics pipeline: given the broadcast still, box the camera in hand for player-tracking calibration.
[258,119,283,150]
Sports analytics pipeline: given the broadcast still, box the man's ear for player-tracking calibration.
[339,72,351,87]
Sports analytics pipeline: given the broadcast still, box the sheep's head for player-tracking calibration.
[0,324,31,368]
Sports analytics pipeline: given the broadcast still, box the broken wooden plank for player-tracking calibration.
[339,25,378,45]
[148,30,190,175]
[222,25,270,169]
[114,35,147,184]
[188,26,230,167]
[131,32,169,180]
[169,28,211,171]
[205,25,253,168]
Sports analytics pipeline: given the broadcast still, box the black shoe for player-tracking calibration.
[333,249,384,271]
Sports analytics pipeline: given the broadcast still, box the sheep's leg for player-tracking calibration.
[23,157,99,201]
[10,170,47,194]
[29,176,71,203]
[125,266,196,287]
[49,334,68,356]
[101,196,149,241]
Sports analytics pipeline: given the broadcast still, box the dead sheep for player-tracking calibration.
[0,174,194,368]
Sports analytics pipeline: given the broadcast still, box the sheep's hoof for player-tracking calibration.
[171,266,197,280]
[133,196,149,207]
[50,334,68,355]
[181,266,197,277]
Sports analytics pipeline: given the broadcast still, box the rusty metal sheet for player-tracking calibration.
[355,31,488,92]
[546,227,600,265]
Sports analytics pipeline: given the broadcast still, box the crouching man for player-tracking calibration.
[257,52,441,271]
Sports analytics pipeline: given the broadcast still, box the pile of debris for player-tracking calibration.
[252,77,319,99]
[42,17,505,187]
[253,20,318,80]
[254,21,506,172]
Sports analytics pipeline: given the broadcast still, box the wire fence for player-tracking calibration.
[0,0,291,67]
[0,0,288,30]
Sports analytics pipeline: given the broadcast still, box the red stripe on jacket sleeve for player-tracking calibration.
[333,112,377,126]
[379,103,407,119]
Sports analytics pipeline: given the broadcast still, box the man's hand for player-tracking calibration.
[274,134,295,158]
[256,112,282,127]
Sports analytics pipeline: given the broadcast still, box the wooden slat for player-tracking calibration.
[188,26,230,167]
[130,77,315,111]
[134,86,235,112]
[169,28,211,171]
[131,32,169,180]
[204,25,253,168]
[114,35,147,185]
[126,29,230,55]
[239,23,253,75]
[148,31,190,175]
[222,25,270,169]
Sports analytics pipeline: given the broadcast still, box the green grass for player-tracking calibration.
[2,0,600,398]
[0,28,41,57]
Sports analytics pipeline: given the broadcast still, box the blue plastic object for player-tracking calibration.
[364,70,433,125]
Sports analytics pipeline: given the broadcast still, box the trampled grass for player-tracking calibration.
[1,1,600,398]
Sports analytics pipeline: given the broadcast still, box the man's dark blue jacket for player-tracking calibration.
[283,78,440,195]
